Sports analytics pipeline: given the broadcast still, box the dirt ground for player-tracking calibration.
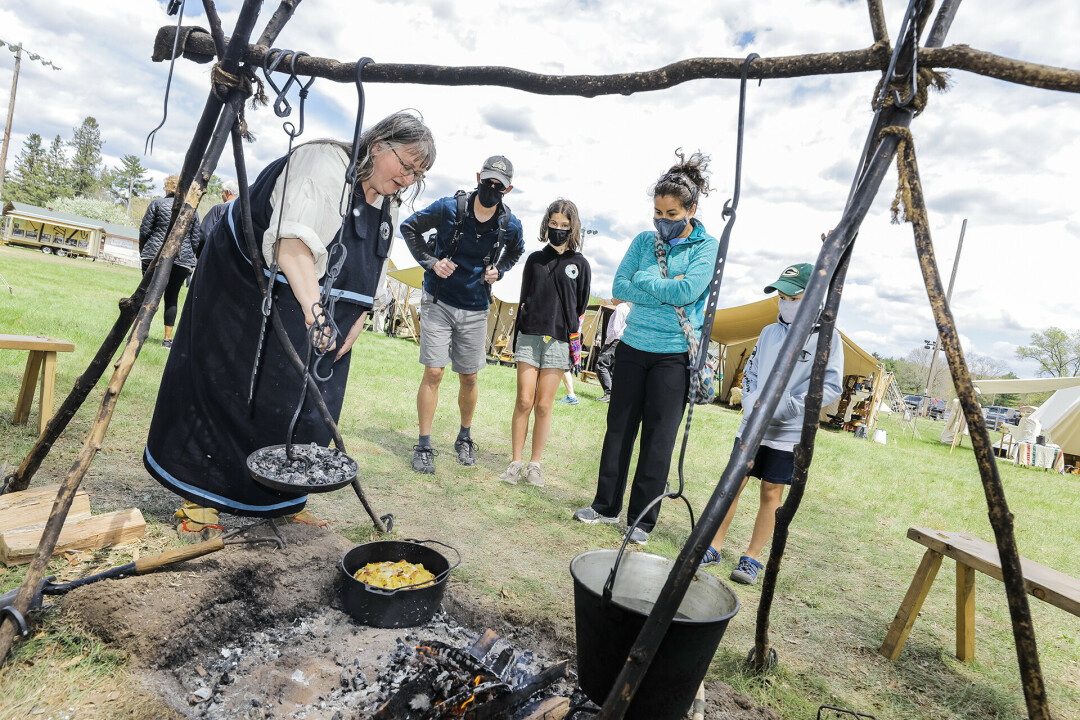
[56,521,779,719]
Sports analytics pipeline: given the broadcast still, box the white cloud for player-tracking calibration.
[2,0,1078,375]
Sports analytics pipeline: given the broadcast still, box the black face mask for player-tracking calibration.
[547,227,570,246]
[477,182,503,208]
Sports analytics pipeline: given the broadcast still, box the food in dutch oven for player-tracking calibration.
[353,560,435,589]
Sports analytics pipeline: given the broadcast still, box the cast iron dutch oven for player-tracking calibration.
[339,539,460,628]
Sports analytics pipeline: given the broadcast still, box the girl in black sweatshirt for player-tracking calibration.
[499,199,592,487]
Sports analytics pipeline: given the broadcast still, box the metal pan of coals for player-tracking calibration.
[246,443,358,494]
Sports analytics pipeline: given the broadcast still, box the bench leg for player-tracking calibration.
[37,351,58,435]
[13,351,43,425]
[956,562,976,661]
[879,548,943,660]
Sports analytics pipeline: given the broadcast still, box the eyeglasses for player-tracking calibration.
[389,146,424,180]
[482,179,506,193]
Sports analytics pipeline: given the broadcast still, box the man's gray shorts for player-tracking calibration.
[419,291,488,374]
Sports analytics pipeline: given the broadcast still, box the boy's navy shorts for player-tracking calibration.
[733,437,795,486]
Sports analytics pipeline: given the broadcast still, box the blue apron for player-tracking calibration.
[144,152,392,516]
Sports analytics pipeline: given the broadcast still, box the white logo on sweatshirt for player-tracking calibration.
[565,264,579,279]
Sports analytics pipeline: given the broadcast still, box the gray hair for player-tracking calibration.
[222,180,239,195]
[299,110,436,205]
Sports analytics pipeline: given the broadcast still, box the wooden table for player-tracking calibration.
[1,334,75,435]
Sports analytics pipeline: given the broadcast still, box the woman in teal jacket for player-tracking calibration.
[574,151,719,544]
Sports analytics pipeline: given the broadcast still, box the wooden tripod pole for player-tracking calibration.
[0,0,266,666]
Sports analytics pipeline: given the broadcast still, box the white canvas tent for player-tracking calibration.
[973,376,1080,456]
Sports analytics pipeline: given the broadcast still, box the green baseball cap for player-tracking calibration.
[764,263,813,296]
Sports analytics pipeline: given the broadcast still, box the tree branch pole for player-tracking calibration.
[866,0,889,44]
[597,94,919,715]
[751,242,853,670]
[1,0,270,498]
[894,131,1050,720]
[155,26,1080,95]
[1,0,299,496]
[0,0,267,666]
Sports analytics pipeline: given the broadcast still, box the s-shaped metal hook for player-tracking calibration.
[723,52,760,220]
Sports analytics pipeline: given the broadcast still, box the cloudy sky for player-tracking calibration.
[2,0,1078,376]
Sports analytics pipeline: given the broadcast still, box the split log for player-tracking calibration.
[522,696,570,720]
[0,508,145,566]
[0,485,91,534]
[153,25,1080,95]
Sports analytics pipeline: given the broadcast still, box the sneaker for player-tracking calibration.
[597,394,610,403]
[730,555,764,585]
[524,462,544,487]
[623,527,649,546]
[573,507,619,524]
[700,546,722,568]
[162,338,173,349]
[411,445,437,475]
[558,395,579,405]
[499,461,524,485]
[454,437,478,466]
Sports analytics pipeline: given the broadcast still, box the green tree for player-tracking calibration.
[44,134,72,200]
[1015,327,1080,377]
[196,174,224,218]
[7,133,50,205]
[69,116,105,197]
[109,154,155,216]
[48,196,136,228]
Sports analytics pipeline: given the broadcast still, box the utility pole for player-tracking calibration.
[924,218,967,399]
[0,40,61,205]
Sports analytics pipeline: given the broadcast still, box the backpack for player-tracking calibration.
[431,190,509,304]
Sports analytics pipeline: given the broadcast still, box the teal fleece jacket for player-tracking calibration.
[612,220,720,354]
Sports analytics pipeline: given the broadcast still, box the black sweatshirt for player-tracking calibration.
[516,245,592,340]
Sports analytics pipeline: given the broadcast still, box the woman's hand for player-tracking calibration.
[335,312,368,361]
[304,303,338,354]
[433,258,457,278]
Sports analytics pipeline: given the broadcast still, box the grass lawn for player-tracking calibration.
[1,244,1078,719]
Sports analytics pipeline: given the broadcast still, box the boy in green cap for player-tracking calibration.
[701,263,844,584]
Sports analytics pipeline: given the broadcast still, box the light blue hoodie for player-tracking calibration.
[612,220,720,354]
[738,315,845,447]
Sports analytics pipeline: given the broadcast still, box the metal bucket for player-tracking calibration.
[570,549,740,720]
[339,539,460,628]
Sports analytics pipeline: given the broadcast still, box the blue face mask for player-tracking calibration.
[653,217,689,244]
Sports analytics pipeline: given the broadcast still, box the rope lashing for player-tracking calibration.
[872,66,950,116]
[879,125,926,226]
[210,62,267,140]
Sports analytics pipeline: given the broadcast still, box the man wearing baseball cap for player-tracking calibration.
[700,262,844,584]
[401,156,524,475]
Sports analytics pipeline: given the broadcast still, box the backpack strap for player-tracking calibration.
[440,189,468,261]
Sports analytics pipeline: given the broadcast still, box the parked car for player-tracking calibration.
[903,394,947,420]
[982,405,1018,431]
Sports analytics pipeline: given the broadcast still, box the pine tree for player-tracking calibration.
[8,133,50,206]
[69,117,105,197]
[109,154,155,216]
[44,134,73,200]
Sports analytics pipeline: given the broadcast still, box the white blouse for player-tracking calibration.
[262,142,398,281]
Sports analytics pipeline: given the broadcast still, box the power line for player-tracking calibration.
[0,41,62,205]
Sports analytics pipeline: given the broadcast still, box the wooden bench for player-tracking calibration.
[0,334,75,435]
[880,527,1080,662]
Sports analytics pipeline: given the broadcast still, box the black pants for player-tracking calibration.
[142,260,192,327]
[591,342,689,532]
[595,339,619,395]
